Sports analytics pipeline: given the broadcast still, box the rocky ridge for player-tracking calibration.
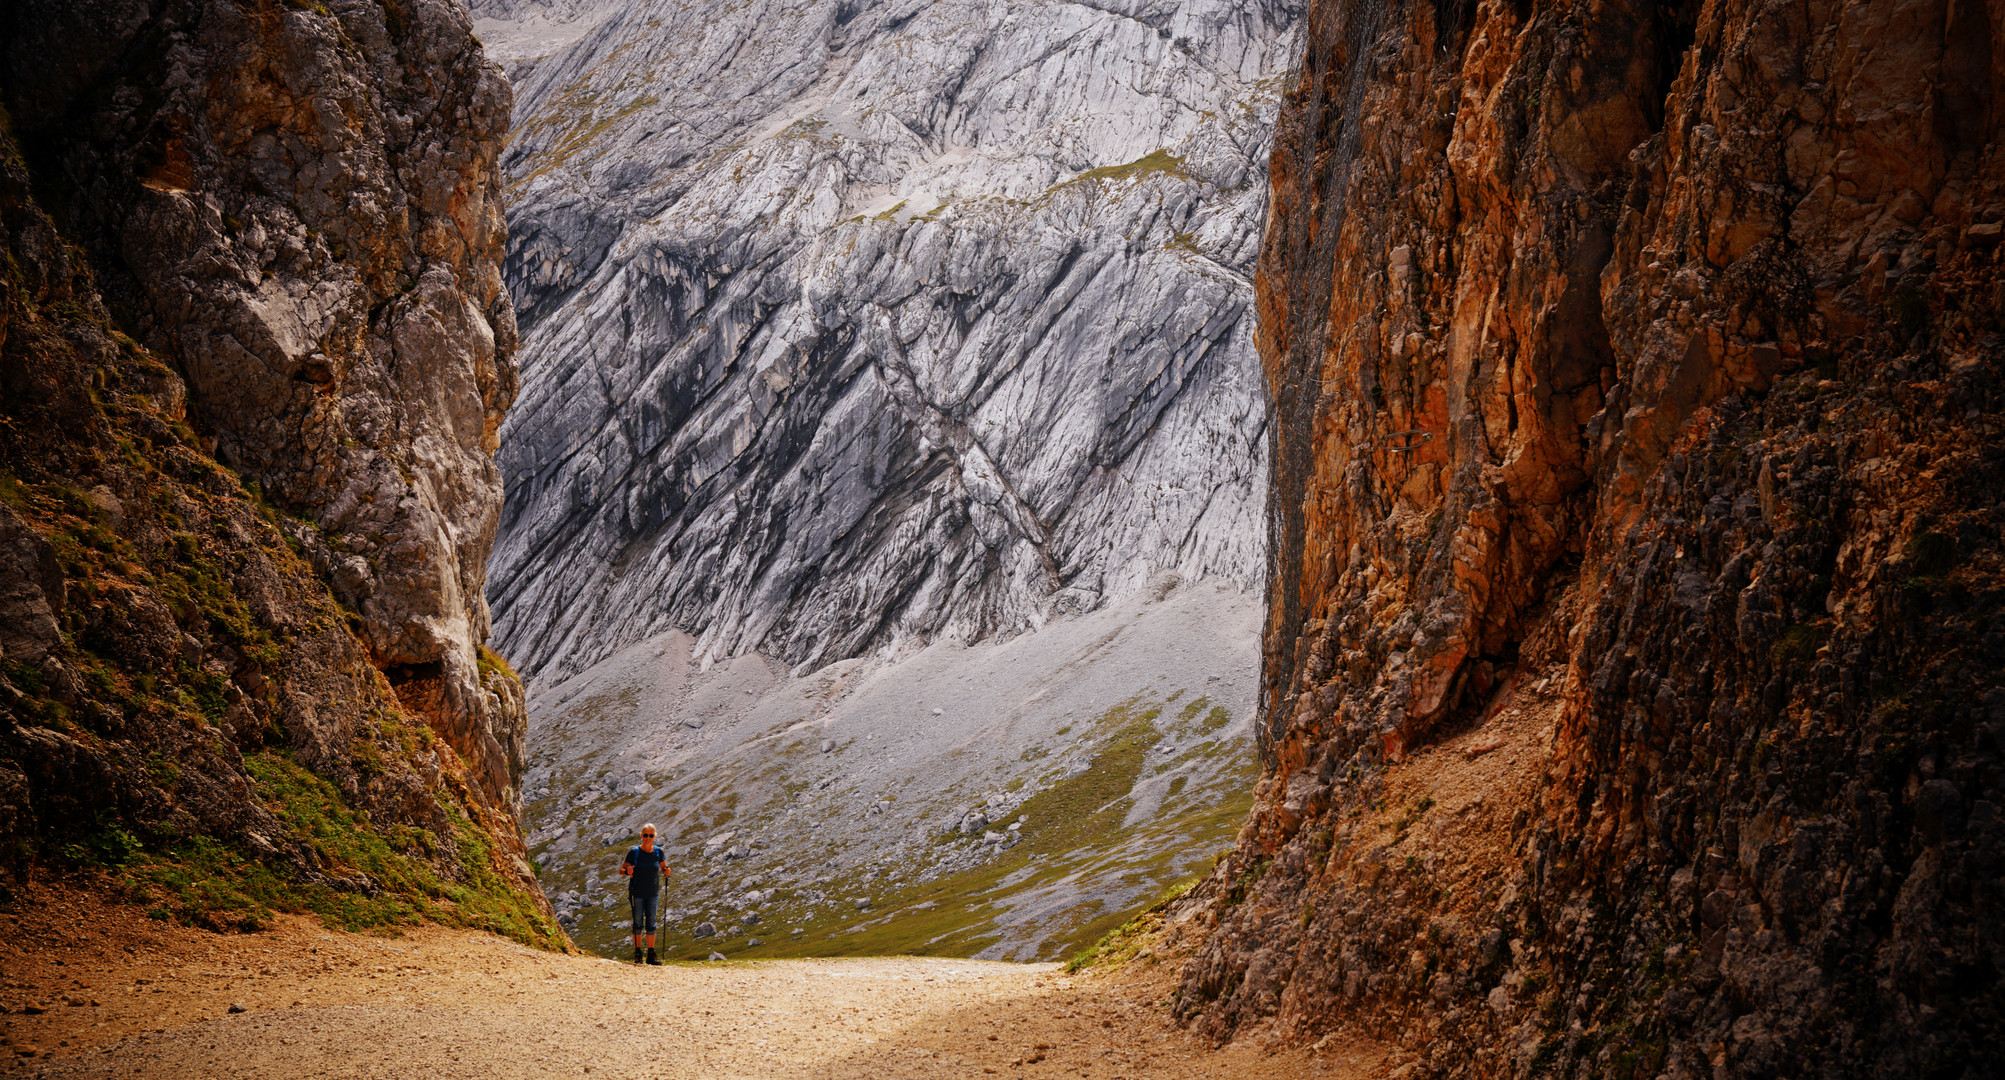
[467,0,615,70]
[1171,0,2005,1075]
[480,0,1300,682]
[0,0,550,935]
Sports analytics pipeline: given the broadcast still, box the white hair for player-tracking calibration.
[640,823,657,835]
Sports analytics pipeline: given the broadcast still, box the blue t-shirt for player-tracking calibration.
[624,845,668,895]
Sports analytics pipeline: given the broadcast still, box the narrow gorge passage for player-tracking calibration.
[1,0,1996,1070]
[0,886,1361,1080]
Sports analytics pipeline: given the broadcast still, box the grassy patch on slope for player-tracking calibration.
[1069,150,1188,186]
[668,692,1251,962]
[1065,873,1198,973]
[105,752,563,946]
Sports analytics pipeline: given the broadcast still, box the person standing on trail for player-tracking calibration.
[621,823,671,965]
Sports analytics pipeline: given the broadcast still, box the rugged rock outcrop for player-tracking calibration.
[467,0,615,67]
[3,0,529,815]
[1174,0,2004,1074]
[480,0,1299,680]
[0,0,549,933]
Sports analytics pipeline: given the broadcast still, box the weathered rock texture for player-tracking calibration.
[2,0,529,816]
[0,0,550,932]
[466,0,616,69]
[1174,0,2005,1074]
[480,0,1298,681]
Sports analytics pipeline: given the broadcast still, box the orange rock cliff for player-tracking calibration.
[1173,0,2004,1074]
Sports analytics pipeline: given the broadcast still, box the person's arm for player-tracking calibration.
[620,849,635,877]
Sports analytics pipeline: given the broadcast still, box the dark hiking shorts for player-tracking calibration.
[630,892,658,935]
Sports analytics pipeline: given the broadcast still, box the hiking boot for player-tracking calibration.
[632,946,644,964]
[645,948,661,966]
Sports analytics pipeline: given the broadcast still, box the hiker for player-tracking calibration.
[620,822,672,965]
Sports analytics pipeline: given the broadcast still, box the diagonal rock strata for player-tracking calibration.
[481,0,1302,682]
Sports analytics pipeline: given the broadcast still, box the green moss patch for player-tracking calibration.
[108,752,565,945]
[1068,150,1188,187]
[1065,874,1197,973]
[662,692,1253,963]
[477,646,521,683]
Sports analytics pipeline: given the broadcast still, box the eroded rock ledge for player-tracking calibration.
[1174,0,2003,1073]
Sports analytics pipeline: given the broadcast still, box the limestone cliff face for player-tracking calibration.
[1174,0,2004,1073]
[2,0,529,814]
[0,0,549,930]
[479,0,1296,681]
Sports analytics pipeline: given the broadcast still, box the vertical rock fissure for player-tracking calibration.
[1266,0,1402,760]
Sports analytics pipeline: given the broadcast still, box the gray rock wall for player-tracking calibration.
[483,0,1300,681]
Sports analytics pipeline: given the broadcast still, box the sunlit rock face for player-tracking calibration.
[477,0,1299,681]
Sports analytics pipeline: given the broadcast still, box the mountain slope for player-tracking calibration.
[521,581,1262,962]
[482,0,1298,681]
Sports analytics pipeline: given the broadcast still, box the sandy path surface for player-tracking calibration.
[0,887,1381,1079]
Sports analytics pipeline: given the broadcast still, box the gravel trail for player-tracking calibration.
[0,888,1376,1079]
